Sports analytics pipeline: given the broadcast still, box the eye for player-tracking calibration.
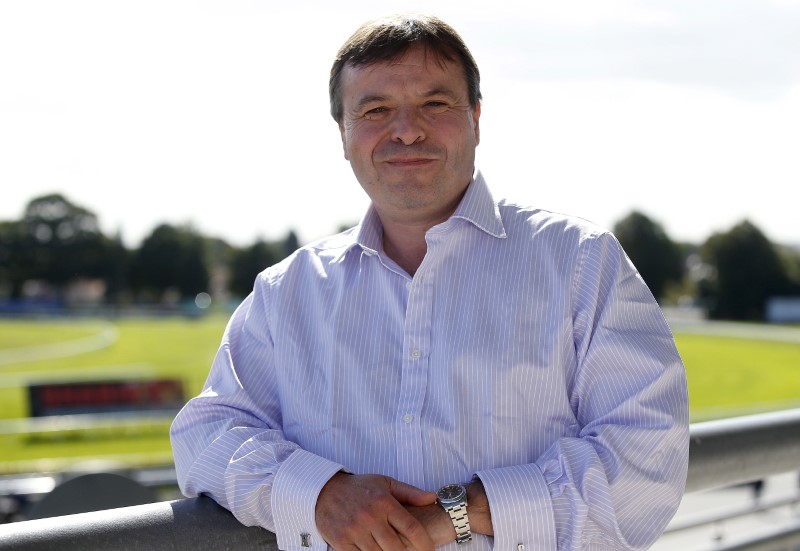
[425,101,449,112]
[363,107,389,120]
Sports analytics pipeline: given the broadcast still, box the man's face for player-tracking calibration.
[338,44,481,228]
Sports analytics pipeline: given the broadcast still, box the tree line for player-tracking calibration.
[0,194,297,308]
[1,193,799,321]
[613,211,800,321]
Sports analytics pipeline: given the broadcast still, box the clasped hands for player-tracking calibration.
[315,472,489,551]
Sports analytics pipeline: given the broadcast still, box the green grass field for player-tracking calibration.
[0,315,799,473]
[0,315,228,474]
[676,332,800,419]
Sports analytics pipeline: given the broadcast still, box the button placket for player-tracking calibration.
[395,270,432,488]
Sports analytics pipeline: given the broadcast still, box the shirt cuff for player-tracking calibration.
[272,448,344,551]
[475,463,557,550]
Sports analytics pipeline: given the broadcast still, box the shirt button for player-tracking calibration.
[402,414,414,424]
[411,349,421,360]
[406,282,412,290]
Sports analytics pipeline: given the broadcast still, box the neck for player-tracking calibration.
[374,186,470,276]
[381,219,430,276]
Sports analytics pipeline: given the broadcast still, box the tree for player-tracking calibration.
[103,231,132,304]
[202,236,235,300]
[7,194,113,298]
[131,224,209,301]
[700,220,793,320]
[281,230,300,258]
[0,221,24,297]
[613,211,684,302]
[228,239,282,298]
[776,244,800,291]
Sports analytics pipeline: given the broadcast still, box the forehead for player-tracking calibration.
[340,44,467,98]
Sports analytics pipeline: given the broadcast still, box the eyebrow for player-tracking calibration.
[423,87,459,100]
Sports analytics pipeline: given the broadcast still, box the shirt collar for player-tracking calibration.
[354,204,384,255]
[449,169,507,239]
[322,203,381,265]
[334,169,507,263]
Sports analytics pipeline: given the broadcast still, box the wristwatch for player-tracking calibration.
[437,483,472,544]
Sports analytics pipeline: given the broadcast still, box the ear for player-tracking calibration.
[339,122,350,161]
[472,102,481,146]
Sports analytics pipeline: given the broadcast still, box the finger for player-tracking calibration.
[327,525,379,551]
[370,522,412,551]
[325,515,388,551]
[397,532,426,551]
[388,479,438,507]
[351,534,383,551]
[388,508,435,551]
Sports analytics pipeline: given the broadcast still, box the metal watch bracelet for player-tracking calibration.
[446,502,471,543]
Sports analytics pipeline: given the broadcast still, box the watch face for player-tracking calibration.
[437,484,465,502]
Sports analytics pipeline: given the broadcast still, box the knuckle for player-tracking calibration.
[350,509,371,526]
[372,493,396,510]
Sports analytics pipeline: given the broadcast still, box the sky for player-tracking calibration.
[1,0,799,249]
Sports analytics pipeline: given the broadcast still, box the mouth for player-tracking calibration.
[384,158,436,167]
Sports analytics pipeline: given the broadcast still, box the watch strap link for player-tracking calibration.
[446,502,472,543]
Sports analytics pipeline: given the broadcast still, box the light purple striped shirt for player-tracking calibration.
[170,171,689,551]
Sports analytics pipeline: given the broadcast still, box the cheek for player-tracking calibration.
[346,127,381,161]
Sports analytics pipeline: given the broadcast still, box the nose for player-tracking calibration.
[391,108,425,146]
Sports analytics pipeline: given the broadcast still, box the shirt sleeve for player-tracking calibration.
[477,230,690,550]
[169,279,343,551]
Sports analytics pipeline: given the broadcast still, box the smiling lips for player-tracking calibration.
[384,157,436,167]
[375,142,444,167]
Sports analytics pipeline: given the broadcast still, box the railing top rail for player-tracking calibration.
[0,495,274,551]
[690,407,800,437]
[686,407,800,492]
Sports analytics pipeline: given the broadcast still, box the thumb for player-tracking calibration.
[388,479,438,506]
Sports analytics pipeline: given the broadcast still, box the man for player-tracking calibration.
[170,13,689,551]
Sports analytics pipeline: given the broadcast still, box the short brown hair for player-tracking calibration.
[329,13,482,123]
